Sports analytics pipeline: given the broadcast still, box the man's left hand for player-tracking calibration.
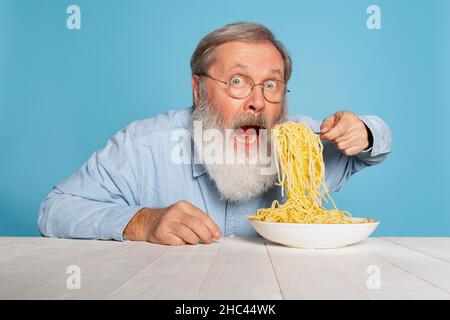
[320,111,370,156]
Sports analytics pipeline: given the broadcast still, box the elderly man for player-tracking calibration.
[38,22,391,246]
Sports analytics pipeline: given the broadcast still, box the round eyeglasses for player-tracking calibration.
[199,73,289,103]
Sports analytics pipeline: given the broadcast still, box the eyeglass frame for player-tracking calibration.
[197,73,290,103]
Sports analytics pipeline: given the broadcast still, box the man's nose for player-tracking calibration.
[243,85,266,113]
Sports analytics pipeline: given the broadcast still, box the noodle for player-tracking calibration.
[248,121,356,224]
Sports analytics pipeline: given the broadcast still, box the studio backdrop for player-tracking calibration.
[0,0,449,236]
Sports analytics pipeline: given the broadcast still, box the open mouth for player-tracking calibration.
[234,125,262,146]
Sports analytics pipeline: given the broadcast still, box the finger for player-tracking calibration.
[172,223,200,245]
[334,130,359,143]
[336,135,360,151]
[320,118,350,142]
[183,203,222,240]
[342,146,363,156]
[320,115,336,133]
[181,214,215,244]
[163,232,186,246]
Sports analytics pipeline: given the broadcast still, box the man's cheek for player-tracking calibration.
[267,110,281,126]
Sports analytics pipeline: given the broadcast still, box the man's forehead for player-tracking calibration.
[212,41,284,77]
[228,63,283,77]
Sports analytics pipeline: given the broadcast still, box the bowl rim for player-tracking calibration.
[247,216,380,226]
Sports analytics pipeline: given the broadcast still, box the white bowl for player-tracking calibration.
[248,217,379,249]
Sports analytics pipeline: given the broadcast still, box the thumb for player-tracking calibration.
[320,115,336,133]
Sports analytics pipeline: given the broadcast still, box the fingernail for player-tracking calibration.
[214,232,221,239]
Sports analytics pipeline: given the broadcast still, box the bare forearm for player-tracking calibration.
[123,207,160,241]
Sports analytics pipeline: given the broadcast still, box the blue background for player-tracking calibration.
[1,0,449,236]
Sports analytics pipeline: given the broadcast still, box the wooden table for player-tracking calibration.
[1,237,449,300]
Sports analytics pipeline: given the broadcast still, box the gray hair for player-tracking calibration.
[190,22,292,82]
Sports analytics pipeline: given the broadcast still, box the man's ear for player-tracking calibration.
[192,75,200,106]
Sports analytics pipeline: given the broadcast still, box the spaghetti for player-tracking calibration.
[249,121,355,224]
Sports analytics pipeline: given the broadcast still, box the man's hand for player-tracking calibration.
[320,111,371,156]
[123,201,222,246]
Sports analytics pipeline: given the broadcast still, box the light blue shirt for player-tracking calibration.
[38,107,392,241]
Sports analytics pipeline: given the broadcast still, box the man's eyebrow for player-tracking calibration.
[228,64,284,79]
[268,68,283,77]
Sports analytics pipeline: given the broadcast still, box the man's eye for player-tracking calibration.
[265,81,277,90]
[231,77,244,86]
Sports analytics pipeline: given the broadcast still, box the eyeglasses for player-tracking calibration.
[199,73,290,103]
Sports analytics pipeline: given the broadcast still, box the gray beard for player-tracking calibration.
[189,88,288,203]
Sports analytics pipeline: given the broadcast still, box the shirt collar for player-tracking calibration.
[192,161,207,178]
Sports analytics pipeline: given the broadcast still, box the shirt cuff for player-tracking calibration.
[357,115,382,158]
[100,206,144,241]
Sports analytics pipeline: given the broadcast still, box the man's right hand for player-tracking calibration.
[123,200,222,246]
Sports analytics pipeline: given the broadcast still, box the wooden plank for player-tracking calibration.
[313,239,450,299]
[0,237,91,263]
[266,238,450,300]
[382,237,450,263]
[16,241,170,299]
[107,241,222,300]
[361,238,450,296]
[0,238,160,299]
[0,237,87,248]
[266,239,370,299]
[0,237,124,261]
[196,237,281,300]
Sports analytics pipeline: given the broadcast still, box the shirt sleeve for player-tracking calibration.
[37,122,144,241]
